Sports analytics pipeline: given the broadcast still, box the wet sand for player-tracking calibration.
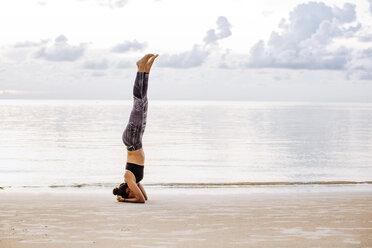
[0,190,371,247]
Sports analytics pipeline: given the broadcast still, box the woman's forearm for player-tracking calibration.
[123,197,145,203]
[137,183,148,200]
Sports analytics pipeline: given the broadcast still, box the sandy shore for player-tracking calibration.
[0,189,371,248]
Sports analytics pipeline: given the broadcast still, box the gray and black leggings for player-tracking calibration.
[122,72,149,151]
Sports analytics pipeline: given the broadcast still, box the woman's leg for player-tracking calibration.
[121,54,158,165]
[122,72,149,154]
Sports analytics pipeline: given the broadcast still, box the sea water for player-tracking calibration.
[0,100,371,189]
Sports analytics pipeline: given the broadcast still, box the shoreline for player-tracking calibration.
[2,180,372,188]
[1,182,372,194]
[1,189,371,248]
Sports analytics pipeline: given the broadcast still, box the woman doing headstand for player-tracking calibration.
[113,54,159,203]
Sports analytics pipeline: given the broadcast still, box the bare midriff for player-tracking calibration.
[127,148,145,165]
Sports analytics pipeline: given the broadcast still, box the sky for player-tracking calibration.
[0,0,372,101]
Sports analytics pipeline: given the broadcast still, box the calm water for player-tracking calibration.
[0,100,372,188]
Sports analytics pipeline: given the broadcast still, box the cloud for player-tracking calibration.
[78,0,128,8]
[369,0,372,14]
[157,16,232,68]
[36,35,86,62]
[204,16,232,44]
[111,39,147,53]
[346,47,372,80]
[362,47,372,58]
[103,0,127,8]
[91,72,106,77]
[245,2,360,70]
[14,40,48,48]
[358,34,372,42]
[0,89,45,96]
[0,90,28,96]
[116,59,132,68]
[82,59,109,70]
[157,44,209,68]
[99,0,127,8]
[360,72,372,80]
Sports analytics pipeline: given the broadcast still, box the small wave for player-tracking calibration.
[1,181,372,189]
[146,181,372,188]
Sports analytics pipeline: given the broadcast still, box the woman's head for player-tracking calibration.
[113,183,129,198]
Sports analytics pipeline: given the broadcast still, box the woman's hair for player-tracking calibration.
[113,182,129,198]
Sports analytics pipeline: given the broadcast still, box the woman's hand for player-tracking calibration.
[136,54,159,73]
[117,195,125,202]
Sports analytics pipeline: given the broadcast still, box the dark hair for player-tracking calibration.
[112,183,129,198]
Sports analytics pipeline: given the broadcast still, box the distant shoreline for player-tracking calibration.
[2,99,372,104]
[1,180,372,190]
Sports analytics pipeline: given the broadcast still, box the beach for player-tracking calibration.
[1,101,372,247]
[1,189,371,248]
[2,0,372,245]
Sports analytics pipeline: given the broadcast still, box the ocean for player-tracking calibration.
[0,100,371,190]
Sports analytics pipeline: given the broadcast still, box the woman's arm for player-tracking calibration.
[122,172,146,203]
[137,182,148,200]
[117,195,144,203]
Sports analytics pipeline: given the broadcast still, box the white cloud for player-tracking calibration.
[78,0,128,8]
[0,89,44,96]
[82,59,109,70]
[37,1,46,6]
[111,39,147,53]
[116,59,132,68]
[358,34,372,42]
[99,0,127,8]
[245,2,360,70]
[14,39,48,48]
[36,35,86,62]
[346,47,372,80]
[158,16,232,68]
[369,0,372,14]
[204,16,232,44]
[359,72,372,80]
[362,47,372,58]
[91,72,106,77]
[1,0,371,101]
[157,44,209,68]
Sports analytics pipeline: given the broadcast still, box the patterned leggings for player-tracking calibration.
[122,72,149,151]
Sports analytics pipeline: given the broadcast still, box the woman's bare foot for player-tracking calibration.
[136,54,159,73]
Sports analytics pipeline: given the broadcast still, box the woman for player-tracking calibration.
[113,54,159,203]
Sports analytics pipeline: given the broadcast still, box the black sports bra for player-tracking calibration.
[125,162,144,183]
